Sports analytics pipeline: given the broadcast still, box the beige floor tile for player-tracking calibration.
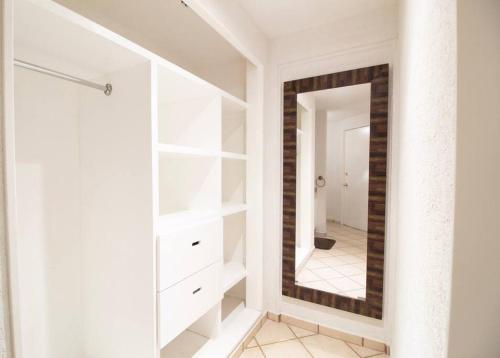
[319,256,348,267]
[306,258,328,269]
[240,347,265,358]
[255,319,295,345]
[246,338,258,348]
[334,264,364,276]
[288,324,317,338]
[301,280,335,292]
[261,339,311,357]
[328,277,363,291]
[300,334,359,358]
[342,247,364,255]
[342,288,366,299]
[350,274,367,285]
[332,242,350,249]
[310,267,344,280]
[351,262,367,271]
[339,255,364,264]
[328,248,349,256]
[348,343,382,357]
[312,249,331,258]
[297,268,322,283]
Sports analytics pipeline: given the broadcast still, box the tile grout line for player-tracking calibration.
[286,323,315,358]
[345,341,364,358]
[252,333,268,357]
[255,339,267,358]
[255,335,303,347]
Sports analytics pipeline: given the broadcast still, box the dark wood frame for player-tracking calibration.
[282,64,389,319]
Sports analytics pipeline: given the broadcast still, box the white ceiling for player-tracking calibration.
[236,0,397,38]
[309,83,371,119]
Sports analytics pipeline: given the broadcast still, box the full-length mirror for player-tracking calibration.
[295,84,371,300]
[282,65,389,319]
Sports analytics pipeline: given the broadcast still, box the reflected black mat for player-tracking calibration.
[314,236,336,250]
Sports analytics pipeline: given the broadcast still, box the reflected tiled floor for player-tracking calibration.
[296,222,367,300]
[240,319,388,358]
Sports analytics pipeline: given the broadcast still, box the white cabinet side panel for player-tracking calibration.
[79,62,155,358]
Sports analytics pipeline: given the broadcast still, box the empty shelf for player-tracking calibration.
[221,296,245,328]
[223,262,246,292]
[221,152,247,160]
[194,308,261,358]
[157,143,219,158]
[221,203,247,217]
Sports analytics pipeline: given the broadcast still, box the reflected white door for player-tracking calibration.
[342,126,370,231]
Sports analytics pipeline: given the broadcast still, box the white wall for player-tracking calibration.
[326,113,370,224]
[314,110,327,235]
[447,1,500,357]
[14,69,82,358]
[0,2,13,356]
[263,4,398,343]
[391,0,457,357]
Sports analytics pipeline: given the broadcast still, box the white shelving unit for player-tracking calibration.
[154,54,257,356]
[5,1,263,357]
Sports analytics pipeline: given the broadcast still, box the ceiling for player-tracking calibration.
[308,83,371,120]
[236,0,397,38]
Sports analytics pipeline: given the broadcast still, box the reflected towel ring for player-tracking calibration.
[316,175,326,188]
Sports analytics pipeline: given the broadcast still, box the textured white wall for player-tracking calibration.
[447,1,500,357]
[392,0,457,357]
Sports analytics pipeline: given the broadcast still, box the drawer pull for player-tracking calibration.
[191,241,200,246]
[192,287,202,295]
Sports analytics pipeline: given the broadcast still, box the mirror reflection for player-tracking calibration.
[295,83,371,300]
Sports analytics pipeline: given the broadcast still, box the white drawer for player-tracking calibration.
[158,261,222,348]
[158,218,222,291]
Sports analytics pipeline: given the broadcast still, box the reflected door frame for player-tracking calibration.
[282,64,389,319]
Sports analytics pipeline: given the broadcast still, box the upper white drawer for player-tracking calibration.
[158,261,222,348]
[157,218,222,291]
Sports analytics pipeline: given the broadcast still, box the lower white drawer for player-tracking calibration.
[158,261,222,348]
[158,218,222,291]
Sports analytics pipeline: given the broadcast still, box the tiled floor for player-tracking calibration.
[240,319,388,358]
[296,222,367,300]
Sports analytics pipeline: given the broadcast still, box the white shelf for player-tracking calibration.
[157,210,218,235]
[157,143,219,158]
[157,145,246,161]
[221,152,247,161]
[221,296,245,328]
[194,308,261,358]
[223,262,246,292]
[221,203,247,217]
[160,329,208,358]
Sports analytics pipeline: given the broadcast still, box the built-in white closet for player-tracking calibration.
[4,0,263,357]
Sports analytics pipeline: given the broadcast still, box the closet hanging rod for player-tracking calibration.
[14,59,112,96]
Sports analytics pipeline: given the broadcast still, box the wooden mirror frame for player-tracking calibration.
[282,64,389,319]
